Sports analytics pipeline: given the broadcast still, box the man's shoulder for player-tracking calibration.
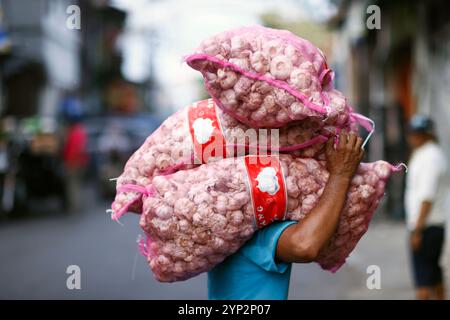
[418,143,446,165]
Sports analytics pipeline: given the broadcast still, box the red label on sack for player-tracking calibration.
[244,155,287,229]
[188,99,226,164]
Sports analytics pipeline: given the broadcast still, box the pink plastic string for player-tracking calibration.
[390,162,408,173]
[110,194,141,221]
[350,112,374,132]
[117,184,156,197]
[158,157,192,175]
[349,112,375,148]
[111,185,157,221]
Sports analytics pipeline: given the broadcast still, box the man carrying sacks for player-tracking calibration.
[110,25,405,299]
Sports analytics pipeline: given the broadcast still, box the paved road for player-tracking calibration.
[0,193,207,299]
[0,190,448,299]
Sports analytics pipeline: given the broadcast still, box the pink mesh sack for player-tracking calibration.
[185,25,345,128]
[111,98,365,220]
[134,154,404,282]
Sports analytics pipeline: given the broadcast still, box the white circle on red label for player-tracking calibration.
[255,167,280,195]
[192,117,215,144]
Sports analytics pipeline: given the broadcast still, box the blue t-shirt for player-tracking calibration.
[208,221,297,300]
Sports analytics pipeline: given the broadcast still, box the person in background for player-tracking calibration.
[61,97,88,212]
[405,115,448,300]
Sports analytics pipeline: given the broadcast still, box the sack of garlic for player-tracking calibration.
[111,98,359,220]
[185,25,346,128]
[134,155,404,282]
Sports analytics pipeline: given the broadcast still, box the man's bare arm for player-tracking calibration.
[410,201,433,251]
[276,131,364,263]
[415,201,433,231]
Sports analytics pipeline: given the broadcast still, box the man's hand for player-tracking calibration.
[326,130,364,180]
[276,131,365,263]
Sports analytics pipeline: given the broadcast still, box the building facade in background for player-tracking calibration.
[329,0,450,218]
[0,0,80,119]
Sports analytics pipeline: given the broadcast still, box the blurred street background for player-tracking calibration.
[0,0,449,299]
